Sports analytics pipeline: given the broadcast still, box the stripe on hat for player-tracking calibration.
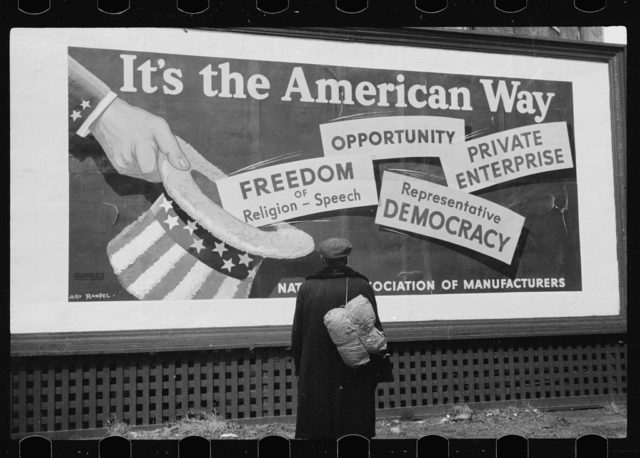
[191,269,229,299]
[213,276,243,299]
[108,192,266,301]
[109,219,166,275]
[164,260,213,300]
[107,208,159,257]
[143,251,199,300]
[127,245,186,299]
[117,234,177,289]
[232,264,260,299]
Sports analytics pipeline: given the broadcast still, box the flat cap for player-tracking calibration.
[319,237,353,259]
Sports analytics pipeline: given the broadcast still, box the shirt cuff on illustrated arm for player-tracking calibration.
[76,91,118,138]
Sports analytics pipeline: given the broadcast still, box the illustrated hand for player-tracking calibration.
[91,98,190,182]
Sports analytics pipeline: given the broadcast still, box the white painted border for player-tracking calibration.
[10,28,621,333]
[603,26,627,44]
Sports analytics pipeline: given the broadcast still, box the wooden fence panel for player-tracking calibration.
[10,334,628,435]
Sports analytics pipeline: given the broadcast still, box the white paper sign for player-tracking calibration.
[375,172,526,264]
[217,155,379,226]
[320,115,465,159]
[441,122,574,192]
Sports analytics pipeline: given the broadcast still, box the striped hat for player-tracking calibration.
[107,137,314,301]
[107,191,261,300]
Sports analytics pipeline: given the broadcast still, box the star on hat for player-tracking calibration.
[184,220,198,235]
[164,214,179,230]
[190,238,205,253]
[159,195,174,213]
[221,258,235,272]
[238,252,252,267]
[212,241,227,256]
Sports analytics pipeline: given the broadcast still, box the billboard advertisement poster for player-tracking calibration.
[10,29,623,333]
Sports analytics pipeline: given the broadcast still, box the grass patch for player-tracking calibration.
[603,400,627,416]
[106,417,130,436]
[106,403,626,439]
[108,410,245,439]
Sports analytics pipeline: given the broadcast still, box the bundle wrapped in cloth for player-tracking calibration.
[324,295,387,368]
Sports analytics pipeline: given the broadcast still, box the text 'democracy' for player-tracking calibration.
[375,172,526,264]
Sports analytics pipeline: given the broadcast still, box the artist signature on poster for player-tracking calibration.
[69,293,114,300]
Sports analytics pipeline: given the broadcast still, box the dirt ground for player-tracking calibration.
[112,403,627,440]
[374,405,627,439]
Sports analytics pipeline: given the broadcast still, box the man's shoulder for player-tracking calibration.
[350,270,370,282]
[298,278,320,292]
[350,276,373,292]
[300,277,333,287]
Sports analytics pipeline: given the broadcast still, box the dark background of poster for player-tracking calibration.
[68,46,580,300]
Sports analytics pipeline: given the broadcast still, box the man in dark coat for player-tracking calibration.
[291,237,385,439]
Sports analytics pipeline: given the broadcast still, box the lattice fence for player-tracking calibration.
[10,334,626,435]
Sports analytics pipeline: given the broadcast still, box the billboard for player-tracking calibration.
[10,29,624,335]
